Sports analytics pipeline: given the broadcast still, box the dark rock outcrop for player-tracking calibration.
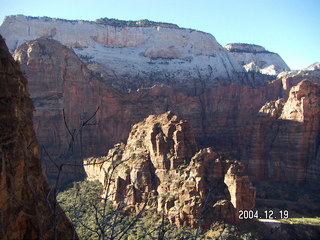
[0,35,77,239]
[84,112,256,228]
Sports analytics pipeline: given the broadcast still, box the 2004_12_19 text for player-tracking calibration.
[238,210,289,220]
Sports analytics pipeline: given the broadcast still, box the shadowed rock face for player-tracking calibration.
[84,111,256,228]
[12,37,133,184]
[0,35,77,239]
[11,37,320,187]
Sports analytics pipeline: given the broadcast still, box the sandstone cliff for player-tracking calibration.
[84,112,256,228]
[0,36,77,239]
[248,80,320,184]
[12,37,105,183]
[11,36,320,188]
[225,43,290,75]
[0,15,245,90]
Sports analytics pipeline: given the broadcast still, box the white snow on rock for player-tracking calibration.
[0,15,244,87]
[225,43,290,75]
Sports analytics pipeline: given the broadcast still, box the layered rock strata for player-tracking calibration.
[0,15,244,90]
[84,111,256,228]
[11,37,320,187]
[225,43,290,75]
[12,37,104,183]
[0,36,77,239]
[249,80,320,184]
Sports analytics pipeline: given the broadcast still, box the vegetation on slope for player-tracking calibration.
[57,180,259,240]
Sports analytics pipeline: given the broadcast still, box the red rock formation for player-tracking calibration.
[246,80,320,184]
[13,38,120,184]
[12,37,320,187]
[280,80,320,122]
[224,164,256,219]
[84,112,256,228]
[0,36,77,239]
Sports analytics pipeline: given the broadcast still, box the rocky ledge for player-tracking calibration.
[84,111,256,228]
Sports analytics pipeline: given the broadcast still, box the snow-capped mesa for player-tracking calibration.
[0,15,244,89]
[225,43,290,75]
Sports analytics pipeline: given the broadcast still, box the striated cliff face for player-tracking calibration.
[10,36,320,187]
[279,80,320,122]
[249,80,320,184]
[225,43,290,75]
[84,112,256,228]
[0,15,244,90]
[12,37,108,183]
[0,36,77,239]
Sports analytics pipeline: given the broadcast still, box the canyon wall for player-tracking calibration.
[0,35,77,239]
[245,79,320,184]
[11,36,320,187]
[1,16,319,188]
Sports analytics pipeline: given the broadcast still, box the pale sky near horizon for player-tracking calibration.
[0,0,319,70]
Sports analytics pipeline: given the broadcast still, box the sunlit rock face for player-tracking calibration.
[225,43,290,75]
[251,80,320,184]
[0,35,77,239]
[279,80,320,122]
[84,111,256,228]
[0,15,245,90]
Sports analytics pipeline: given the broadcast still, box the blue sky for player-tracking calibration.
[1,0,319,69]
